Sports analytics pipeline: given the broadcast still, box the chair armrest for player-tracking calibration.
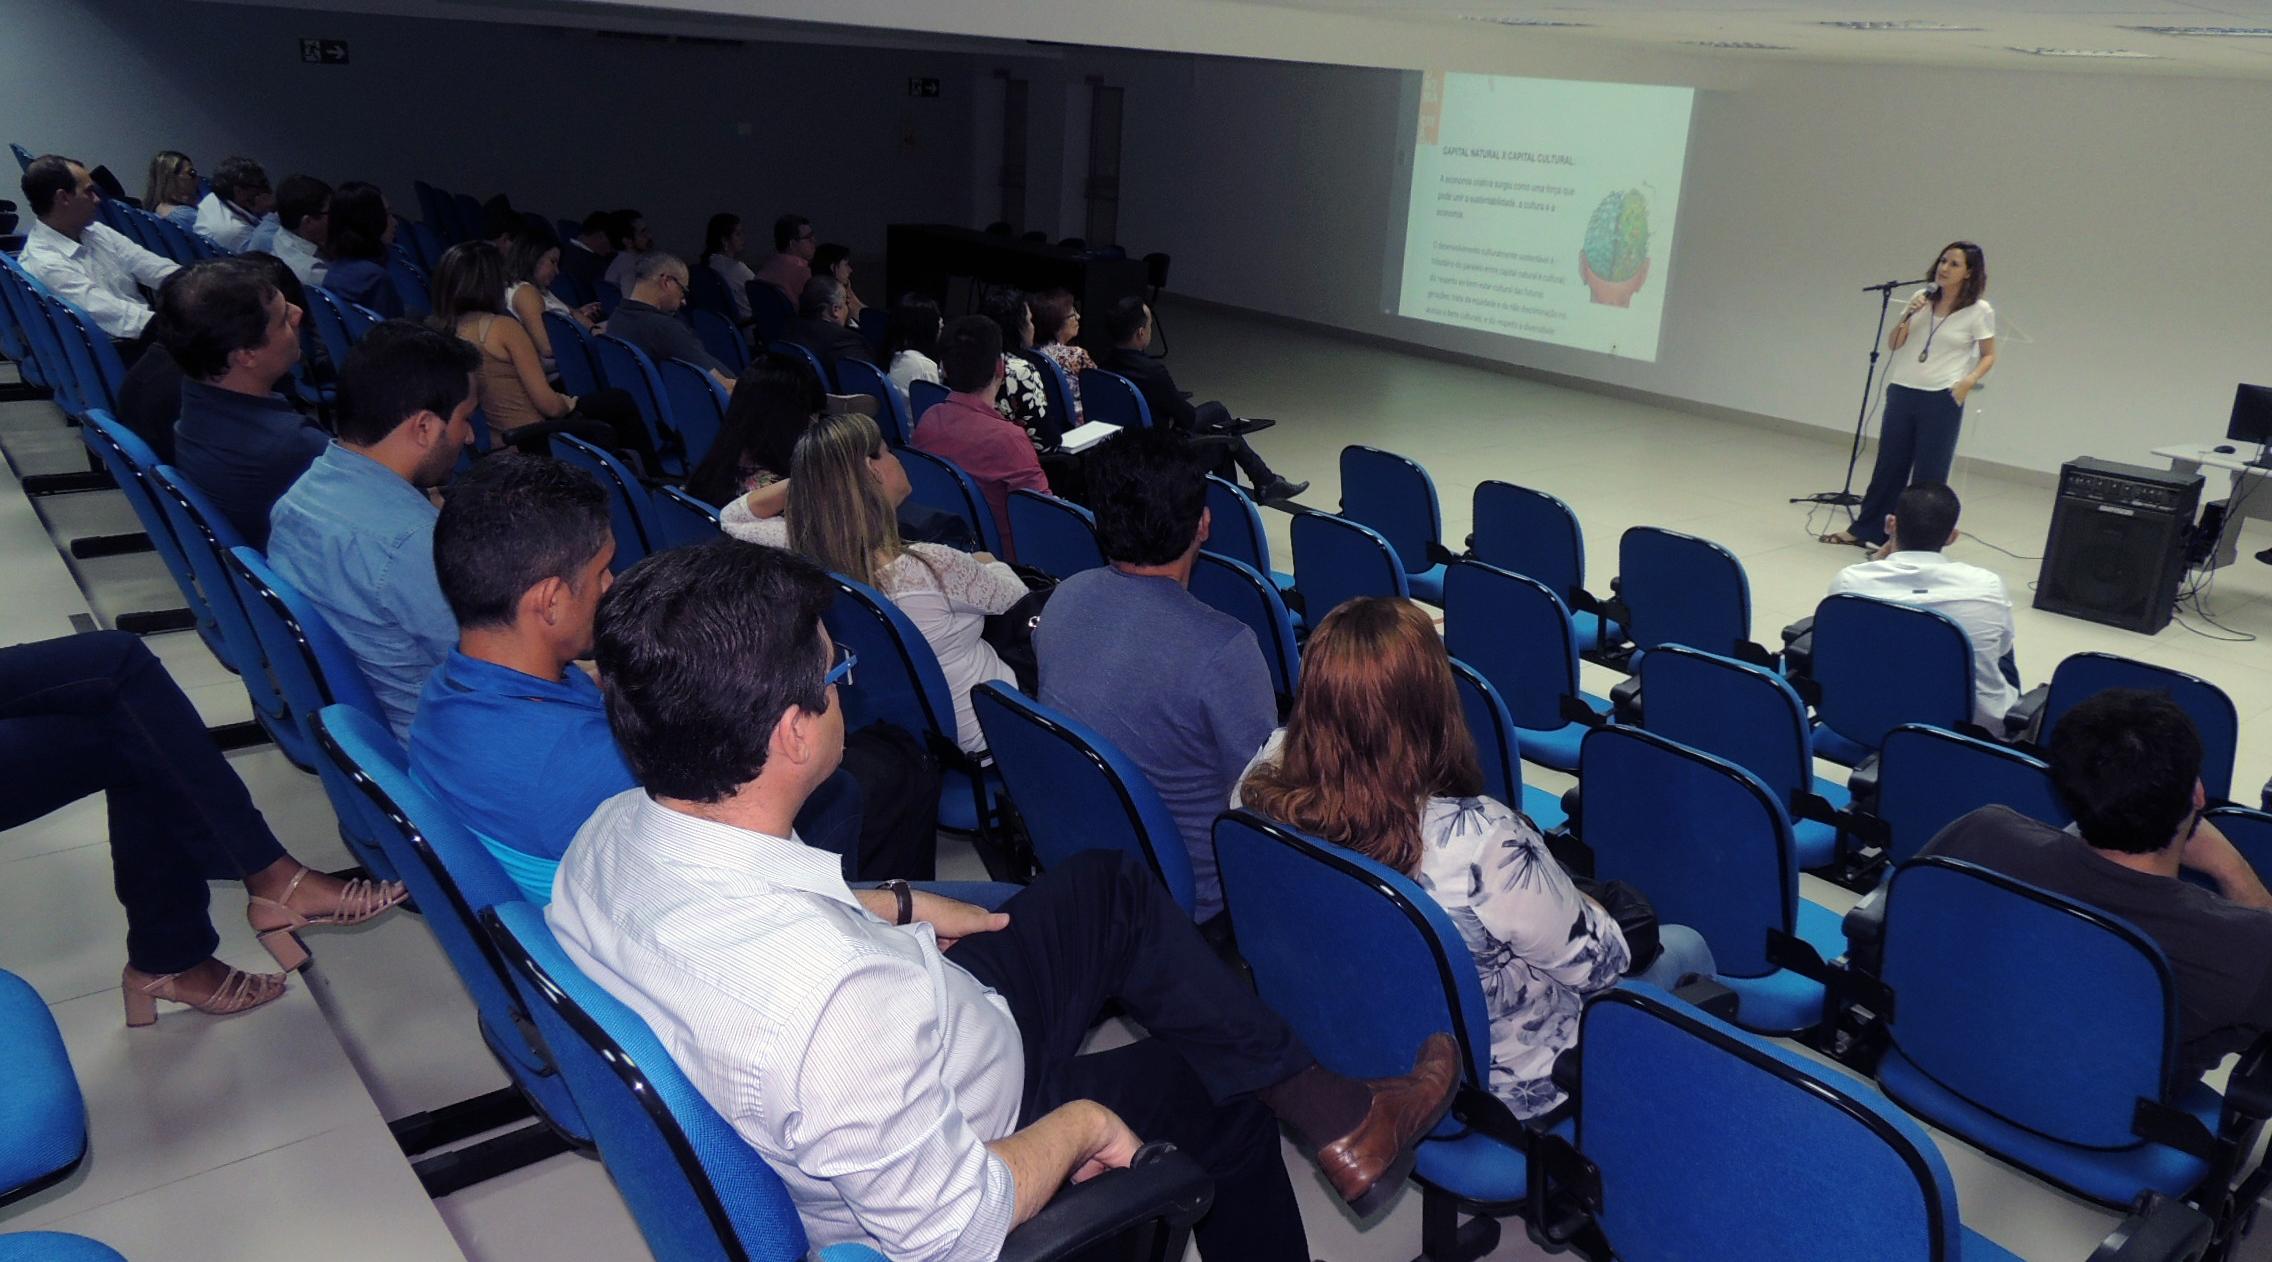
[1673,976,1740,1022]
[1843,753,1882,817]
[2090,1192,2215,1262]
[1781,617,1816,685]
[2002,683,2050,742]
[997,1142,1214,1262]
[1427,540,1462,568]
[1560,694,1609,728]
[2222,1033,2272,1123]
[1780,614,1815,646]
[1609,676,1643,726]
[1733,639,1777,669]
[1842,888,1887,977]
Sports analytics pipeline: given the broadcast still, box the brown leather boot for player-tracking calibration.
[1312,1032,1459,1216]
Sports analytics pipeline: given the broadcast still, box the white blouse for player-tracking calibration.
[710,253,758,322]
[1235,732,1630,1118]
[1888,297,1994,394]
[890,350,942,395]
[719,504,1027,752]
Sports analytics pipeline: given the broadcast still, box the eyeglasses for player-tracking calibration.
[825,644,857,687]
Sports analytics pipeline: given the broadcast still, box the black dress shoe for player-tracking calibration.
[2256,545,2272,565]
[1254,477,1309,503]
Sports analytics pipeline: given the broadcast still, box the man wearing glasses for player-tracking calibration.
[755,212,816,303]
[604,253,738,394]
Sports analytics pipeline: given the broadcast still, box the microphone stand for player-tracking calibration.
[1794,278,1925,509]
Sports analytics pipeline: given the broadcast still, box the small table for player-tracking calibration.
[2151,442,2272,570]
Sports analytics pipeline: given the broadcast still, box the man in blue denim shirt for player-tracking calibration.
[269,321,478,741]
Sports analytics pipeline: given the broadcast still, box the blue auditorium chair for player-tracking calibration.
[1339,445,1450,603]
[387,248,430,318]
[595,281,622,319]
[301,286,358,373]
[1078,368,1152,429]
[2200,804,2272,883]
[1006,489,1104,579]
[834,358,913,446]
[1805,592,1976,768]
[1468,480,1621,655]
[590,334,683,476]
[1576,724,1843,1035]
[746,280,794,346]
[148,466,301,762]
[688,307,748,376]
[0,969,86,1208]
[1442,559,1608,774]
[1609,525,1769,669]
[541,311,603,399]
[649,484,724,551]
[1875,857,2271,1252]
[1874,723,2068,866]
[47,297,127,419]
[550,435,656,573]
[1027,348,1078,433]
[685,264,735,319]
[311,704,590,1159]
[971,682,1196,915]
[908,378,950,428]
[1290,511,1408,623]
[656,358,728,471]
[2031,654,2239,802]
[1527,984,2210,1262]
[1215,809,1541,1258]
[485,901,1214,1262]
[1188,552,1301,710]
[1202,475,1295,598]
[1448,656,1567,832]
[1637,644,1855,872]
[767,339,832,393]
[897,447,1004,556]
[81,414,209,645]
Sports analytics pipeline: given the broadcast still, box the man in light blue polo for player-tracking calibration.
[268,320,477,740]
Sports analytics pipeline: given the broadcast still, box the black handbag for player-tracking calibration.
[1571,875,1662,974]
[981,566,1056,693]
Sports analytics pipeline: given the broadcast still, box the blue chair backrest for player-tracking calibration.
[2203,805,2272,876]
[824,574,959,751]
[1470,480,1588,607]
[746,280,795,345]
[413,182,454,243]
[834,358,913,446]
[971,683,1196,912]
[1641,645,1813,811]
[451,192,483,245]
[553,217,580,246]
[857,306,889,357]
[1578,986,1964,1262]
[542,311,602,399]
[1442,559,1580,733]
[2041,653,2238,802]
[767,339,833,393]
[302,286,357,371]
[1290,512,1409,617]
[596,281,623,318]
[1078,368,1152,428]
[1006,489,1104,579]
[650,485,724,551]
[907,379,950,430]
[486,901,815,1262]
[388,249,431,318]
[896,447,1003,556]
[310,705,588,1142]
[1881,856,2179,1147]
[1448,657,1527,811]
[549,270,594,312]
[1812,593,1974,750]
[150,215,210,265]
[402,219,444,272]
[0,966,86,1201]
[1188,552,1300,704]
[1,260,64,396]
[656,358,729,471]
[1618,526,1751,659]
[1578,724,1798,977]
[591,334,680,472]
[1215,810,1492,1085]
[551,434,655,571]
[83,415,213,653]
[148,465,296,755]
[19,284,86,420]
[1875,724,2068,865]
[1029,349,1079,427]
[685,264,735,318]
[687,307,749,376]
[48,297,126,417]
[0,258,39,371]
[1339,446,1442,579]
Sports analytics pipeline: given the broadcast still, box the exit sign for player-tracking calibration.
[906,77,941,98]
[300,38,350,64]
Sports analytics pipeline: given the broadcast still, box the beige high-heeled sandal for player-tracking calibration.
[123,963,286,1028]
[246,868,411,971]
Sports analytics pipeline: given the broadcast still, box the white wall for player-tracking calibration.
[1006,48,2272,476]
[5,0,981,268]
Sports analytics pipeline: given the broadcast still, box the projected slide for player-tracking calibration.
[1396,72,1694,360]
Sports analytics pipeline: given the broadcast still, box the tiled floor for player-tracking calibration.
[2,301,2268,1261]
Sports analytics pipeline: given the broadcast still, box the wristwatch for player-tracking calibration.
[879,879,913,926]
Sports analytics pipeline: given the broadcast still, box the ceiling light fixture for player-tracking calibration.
[2007,47,2161,58]
[1820,20,1984,32]
[1458,15,1592,27]
[1682,40,1794,50]
[2123,25,2272,38]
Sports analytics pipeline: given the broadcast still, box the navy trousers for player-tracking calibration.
[1854,384,1965,545]
[952,851,1313,1262]
[0,633,288,973]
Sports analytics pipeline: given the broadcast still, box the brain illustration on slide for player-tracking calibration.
[1580,187,1652,307]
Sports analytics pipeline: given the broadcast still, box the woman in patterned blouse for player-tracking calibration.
[1030,288,1095,426]
[1235,597,1714,1119]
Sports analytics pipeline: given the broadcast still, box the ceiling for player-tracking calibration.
[1236,0,2272,75]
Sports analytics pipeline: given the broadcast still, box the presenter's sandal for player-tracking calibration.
[1818,530,1869,548]
[246,865,411,971]
[1313,1031,1459,1215]
[123,960,287,1027]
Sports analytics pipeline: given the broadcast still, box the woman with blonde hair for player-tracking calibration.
[145,150,200,230]
[1235,596,1713,1119]
[721,411,1028,751]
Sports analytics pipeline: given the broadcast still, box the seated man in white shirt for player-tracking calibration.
[1828,482,2021,732]
[192,155,275,252]
[548,541,1458,1262]
[18,154,180,344]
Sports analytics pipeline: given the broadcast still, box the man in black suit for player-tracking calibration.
[558,210,616,294]
[789,275,877,372]
[1098,298,1305,503]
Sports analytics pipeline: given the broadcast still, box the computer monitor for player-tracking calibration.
[2226,383,2272,447]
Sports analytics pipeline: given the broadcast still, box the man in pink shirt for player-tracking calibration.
[752,212,815,303]
[911,315,1050,558]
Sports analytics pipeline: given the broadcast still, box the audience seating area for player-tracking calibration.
[3,152,2267,1262]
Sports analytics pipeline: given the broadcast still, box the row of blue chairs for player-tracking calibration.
[542,309,731,478]
[0,252,126,427]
